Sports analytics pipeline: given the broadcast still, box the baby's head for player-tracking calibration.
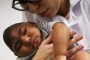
[3,22,42,57]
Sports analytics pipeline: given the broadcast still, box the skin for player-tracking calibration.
[10,22,42,57]
[26,0,69,18]
[52,22,70,60]
[73,51,90,60]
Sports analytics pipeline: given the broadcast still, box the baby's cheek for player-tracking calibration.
[19,46,34,57]
[38,38,42,46]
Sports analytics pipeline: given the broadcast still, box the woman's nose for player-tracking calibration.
[26,3,39,13]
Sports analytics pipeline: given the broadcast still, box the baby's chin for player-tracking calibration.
[35,38,42,48]
[36,41,42,49]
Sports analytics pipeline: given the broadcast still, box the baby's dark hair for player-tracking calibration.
[3,22,24,51]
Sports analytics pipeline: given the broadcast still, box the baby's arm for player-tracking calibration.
[52,22,70,60]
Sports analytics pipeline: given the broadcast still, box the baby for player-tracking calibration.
[3,22,42,57]
[3,21,90,60]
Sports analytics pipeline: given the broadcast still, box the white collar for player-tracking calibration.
[70,0,82,18]
[68,0,82,26]
[70,0,81,8]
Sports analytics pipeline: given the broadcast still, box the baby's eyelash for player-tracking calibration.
[15,41,22,54]
[23,27,26,35]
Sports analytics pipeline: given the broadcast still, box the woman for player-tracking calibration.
[12,0,90,60]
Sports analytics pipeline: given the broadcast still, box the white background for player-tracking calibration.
[0,0,23,60]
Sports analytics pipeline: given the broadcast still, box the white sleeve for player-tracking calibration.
[48,15,69,29]
[88,0,90,21]
[85,0,90,20]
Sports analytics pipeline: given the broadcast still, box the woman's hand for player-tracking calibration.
[67,30,84,60]
[32,30,83,60]
[32,34,54,60]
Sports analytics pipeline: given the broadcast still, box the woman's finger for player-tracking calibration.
[68,35,83,48]
[70,30,76,38]
[67,45,84,58]
[41,29,53,45]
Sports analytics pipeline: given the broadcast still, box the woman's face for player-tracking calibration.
[26,0,62,18]
[11,22,42,57]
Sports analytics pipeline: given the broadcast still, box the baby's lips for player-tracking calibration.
[30,37,39,49]
[33,38,38,48]
[29,40,34,48]
[35,37,38,43]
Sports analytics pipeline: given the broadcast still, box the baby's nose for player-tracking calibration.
[21,36,31,46]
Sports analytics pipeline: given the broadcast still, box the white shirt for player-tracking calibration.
[69,0,90,50]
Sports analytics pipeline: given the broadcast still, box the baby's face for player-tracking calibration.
[11,22,42,57]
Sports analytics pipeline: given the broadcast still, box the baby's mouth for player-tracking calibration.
[31,37,39,49]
